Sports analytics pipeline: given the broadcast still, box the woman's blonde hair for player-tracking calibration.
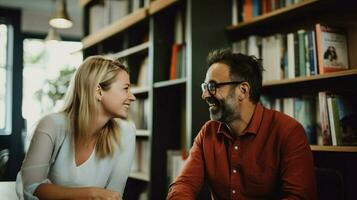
[62,55,128,158]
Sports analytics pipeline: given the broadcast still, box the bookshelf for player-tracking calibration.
[82,0,231,199]
[227,0,357,199]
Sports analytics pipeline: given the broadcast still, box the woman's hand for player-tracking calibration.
[89,187,122,200]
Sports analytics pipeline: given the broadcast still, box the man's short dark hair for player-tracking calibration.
[207,48,264,103]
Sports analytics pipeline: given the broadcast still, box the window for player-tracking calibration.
[0,23,13,135]
[22,38,82,149]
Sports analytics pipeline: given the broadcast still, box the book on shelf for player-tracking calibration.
[89,3,109,34]
[306,30,318,76]
[169,10,186,80]
[128,98,149,129]
[108,0,130,23]
[318,92,331,145]
[233,28,321,80]
[294,96,317,144]
[232,0,305,23]
[129,0,148,13]
[315,23,349,74]
[169,43,183,80]
[286,32,296,78]
[132,140,151,175]
[137,56,149,86]
[326,93,357,146]
[262,34,284,81]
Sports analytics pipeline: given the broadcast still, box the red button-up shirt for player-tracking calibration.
[167,104,317,200]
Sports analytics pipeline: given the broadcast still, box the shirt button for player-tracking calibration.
[232,190,236,194]
[233,169,237,173]
[234,145,238,150]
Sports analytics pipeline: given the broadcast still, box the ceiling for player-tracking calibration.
[0,0,83,37]
[0,0,82,16]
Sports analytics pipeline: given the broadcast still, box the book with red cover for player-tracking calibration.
[315,24,349,74]
[169,44,183,80]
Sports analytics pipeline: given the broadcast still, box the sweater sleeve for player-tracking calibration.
[106,120,136,196]
[280,123,317,200]
[16,114,66,200]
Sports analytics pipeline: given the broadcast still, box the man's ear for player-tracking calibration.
[238,82,250,101]
[95,85,103,101]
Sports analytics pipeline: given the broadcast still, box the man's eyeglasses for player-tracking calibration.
[201,80,243,95]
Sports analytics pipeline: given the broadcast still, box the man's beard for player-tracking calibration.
[206,95,237,123]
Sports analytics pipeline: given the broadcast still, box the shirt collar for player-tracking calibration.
[242,103,264,135]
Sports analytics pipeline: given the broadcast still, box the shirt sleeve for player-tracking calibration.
[280,123,318,200]
[167,126,206,200]
[16,115,58,200]
[106,120,136,196]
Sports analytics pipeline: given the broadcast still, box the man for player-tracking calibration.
[167,49,317,199]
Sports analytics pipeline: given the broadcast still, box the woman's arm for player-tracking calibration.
[106,121,136,196]
[34,184,121,200]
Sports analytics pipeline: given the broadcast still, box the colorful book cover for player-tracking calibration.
[315,24,349,74]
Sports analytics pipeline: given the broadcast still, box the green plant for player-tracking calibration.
[36,67,76,107]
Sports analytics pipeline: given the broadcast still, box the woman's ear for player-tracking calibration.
[95,85,103,101]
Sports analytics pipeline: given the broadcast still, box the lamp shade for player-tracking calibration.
[49,0,73,29]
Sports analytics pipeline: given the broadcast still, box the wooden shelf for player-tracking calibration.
[263,68,357,87]
[82,8,147,49]
[149,0,180,15]
[129,171,150,182]
[131,86,150,95]
[111,42,149,59]
[136,129,150,137]
[310,145,357,152]
[154,78,186,88]
[82,0,180,50]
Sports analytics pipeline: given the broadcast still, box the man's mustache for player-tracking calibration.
[205,96,219,106]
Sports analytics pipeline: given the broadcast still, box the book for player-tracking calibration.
[315,24,349,74]
[298,29,306,77]
[169,44,183,80]
[294,97,317,144]
[326,95,339,146]
[306,30,318,75]
[286,32,296,78]
[137,56,149,86]
[318,92,331,145]
[334,94,357,145]
[108,0,129,23]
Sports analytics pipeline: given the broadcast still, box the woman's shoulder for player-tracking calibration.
[38,113,68,128]
[35,113,69,138]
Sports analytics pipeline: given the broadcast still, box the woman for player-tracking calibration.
[16,56,136,199]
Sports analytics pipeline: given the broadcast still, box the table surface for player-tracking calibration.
[0,181,17,200]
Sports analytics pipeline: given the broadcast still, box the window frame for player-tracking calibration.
[0,20,13,135]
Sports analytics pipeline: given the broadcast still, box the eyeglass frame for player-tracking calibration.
[201,80,244,96]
